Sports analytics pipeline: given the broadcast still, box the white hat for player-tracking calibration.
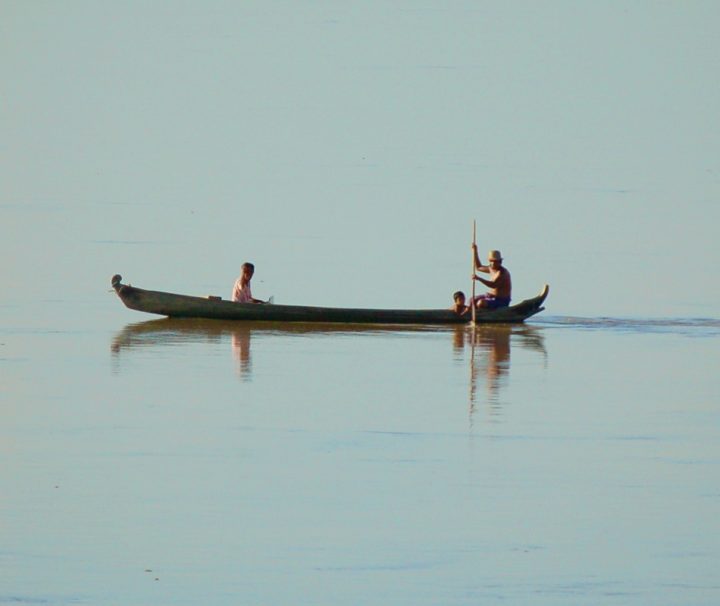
[488,250,503,261]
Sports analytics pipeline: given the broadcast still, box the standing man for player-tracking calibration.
[232,262,266,303]
[471,245,512,309]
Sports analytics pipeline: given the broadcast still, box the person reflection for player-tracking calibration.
[473,326,511,405]
[231,328,252,381]
[462,325,547,420]
[454,325,512,416]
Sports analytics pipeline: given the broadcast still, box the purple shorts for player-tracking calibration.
[474,295,511,310]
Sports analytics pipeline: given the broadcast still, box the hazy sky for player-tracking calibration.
[2,2,719,317]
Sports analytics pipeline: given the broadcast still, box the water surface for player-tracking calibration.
[3,309,719,605]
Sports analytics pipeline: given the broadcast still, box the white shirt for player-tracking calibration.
[232,278,253,303]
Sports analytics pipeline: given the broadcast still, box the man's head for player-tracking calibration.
[488,250,503,266]
[453,291,466,305]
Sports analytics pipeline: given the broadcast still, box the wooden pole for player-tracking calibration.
[469,219,477,422]
[471,219,477,325]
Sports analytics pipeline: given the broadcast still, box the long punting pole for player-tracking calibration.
[471,219,477,325]
[469,219,477,422]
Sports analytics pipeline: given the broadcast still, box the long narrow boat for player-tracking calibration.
[111,274,548,325]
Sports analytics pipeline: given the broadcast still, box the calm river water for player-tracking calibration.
[2,302,719,605]
[4,2,720,604]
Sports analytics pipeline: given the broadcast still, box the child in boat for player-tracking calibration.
[232,262,266,303]
[451,291,470,315]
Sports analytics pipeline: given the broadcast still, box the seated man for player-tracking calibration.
[471,246,512,309]
[232,262,266,303]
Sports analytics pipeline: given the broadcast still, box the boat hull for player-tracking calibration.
[111,275,548,325]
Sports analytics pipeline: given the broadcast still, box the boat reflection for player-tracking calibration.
[111,320,546,411]
[110,318,454,380]
[453,324,547,418]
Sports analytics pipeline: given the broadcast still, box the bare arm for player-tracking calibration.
[473,275,494,287]
[471,244,490,273]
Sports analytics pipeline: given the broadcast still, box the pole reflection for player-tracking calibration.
[453,324,547,420]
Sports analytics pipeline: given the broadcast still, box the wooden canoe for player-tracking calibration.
[111,274,548,325]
